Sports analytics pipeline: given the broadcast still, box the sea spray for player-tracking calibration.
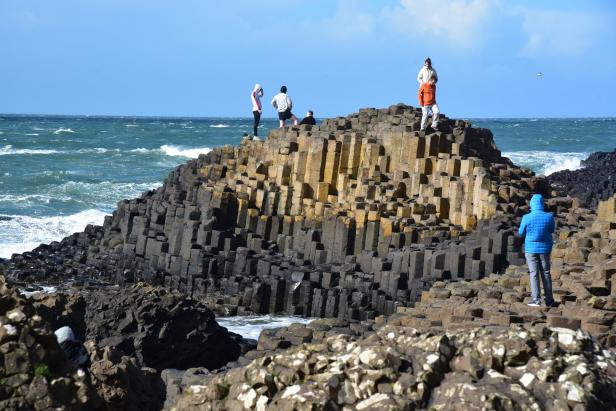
[502,151,587,176]
[160,144,212,158]
[0,209,108,258]
[217,315,313,340]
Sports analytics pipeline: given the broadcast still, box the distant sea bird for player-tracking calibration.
[537,72,544,79]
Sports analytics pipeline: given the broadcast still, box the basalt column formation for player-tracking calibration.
[87,104,548,320]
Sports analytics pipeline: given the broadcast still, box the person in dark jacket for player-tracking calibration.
[55,326,89,367]
[300,110,316,125]
[519,194,555,307]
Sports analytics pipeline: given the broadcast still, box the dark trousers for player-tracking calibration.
[252,111,261,136]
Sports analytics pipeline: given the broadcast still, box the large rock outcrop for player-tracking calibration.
[76,104,551,320]
[83,284,244,371]
[28,284,247,372]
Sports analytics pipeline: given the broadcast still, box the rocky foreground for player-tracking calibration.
[172,323,616,410]
[2,104,616,409]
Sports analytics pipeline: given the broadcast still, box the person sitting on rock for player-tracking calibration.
[271,85,298,128]
[418,75,439,131]
[417,57,438,85]
[55,326,90,367]
[299,110,316,126]
[519,194,555,307]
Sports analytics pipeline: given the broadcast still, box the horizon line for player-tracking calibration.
[2,112,615,121]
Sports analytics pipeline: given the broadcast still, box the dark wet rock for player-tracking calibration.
[83,283,243,371]
[1,224,105,284]
[31,293,87,341]
[548,148,616,208]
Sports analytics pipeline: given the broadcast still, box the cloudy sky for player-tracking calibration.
[1,0,615,118]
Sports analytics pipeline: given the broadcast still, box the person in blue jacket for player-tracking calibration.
[519,194,555,307]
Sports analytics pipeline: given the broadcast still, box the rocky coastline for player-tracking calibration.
[548,148,616,208]
[2,104,616,410]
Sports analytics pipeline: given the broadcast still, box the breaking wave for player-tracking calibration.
[0,209,108,258]
[0,145,59,155]
[160,144,212,158]
[53,128,75,134]
[503,151,587,176]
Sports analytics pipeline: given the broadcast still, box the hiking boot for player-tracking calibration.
[527,302,540,307]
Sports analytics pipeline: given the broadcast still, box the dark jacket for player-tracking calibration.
[300,116,316,125]
[519,194,555,254]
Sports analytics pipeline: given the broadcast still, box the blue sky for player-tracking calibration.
[1,0,615,118]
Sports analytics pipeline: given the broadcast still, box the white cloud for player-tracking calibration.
[382,0,500,48]
[315,0,375,40]
[516,8,603,58]
[312,0,608,58]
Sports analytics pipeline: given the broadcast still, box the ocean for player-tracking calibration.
[1,115,616,259]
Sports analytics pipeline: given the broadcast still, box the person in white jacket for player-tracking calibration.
[271,85,298,127]
[250,83,263,137]
[417,57,438,85]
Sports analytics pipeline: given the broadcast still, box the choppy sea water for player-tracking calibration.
[1,116,615,258]
[473,118,616,176]
[0,116,277,257]
[217,315,313,340]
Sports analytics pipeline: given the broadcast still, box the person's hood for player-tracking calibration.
[55,326,76,344]
[530,194,545,211]
[253,83,262,93]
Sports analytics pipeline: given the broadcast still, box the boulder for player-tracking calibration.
[83,283,243,371]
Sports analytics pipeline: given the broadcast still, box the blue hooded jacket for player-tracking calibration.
[518,194,555,254]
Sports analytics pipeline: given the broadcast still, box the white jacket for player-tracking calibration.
[417,66,438,84]
[271,93,292,112]
[251,84,262,112]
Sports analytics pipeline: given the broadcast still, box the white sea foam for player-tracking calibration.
[0,145,59,155]
[0,209,108,258]
[129,148,151,153]
[125,124,139,127]
[0,181,162,211]
[20,286,58,298]
[53,128,75,134]
[0,145,125,156]
[160,144,212,158]
[217,315,313,340]
[0,193,70,204]
[56,180,162,204]
[24,133,40,136]
[209,124,230,128]
[503,151,587,176]
[75,147,121,154]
